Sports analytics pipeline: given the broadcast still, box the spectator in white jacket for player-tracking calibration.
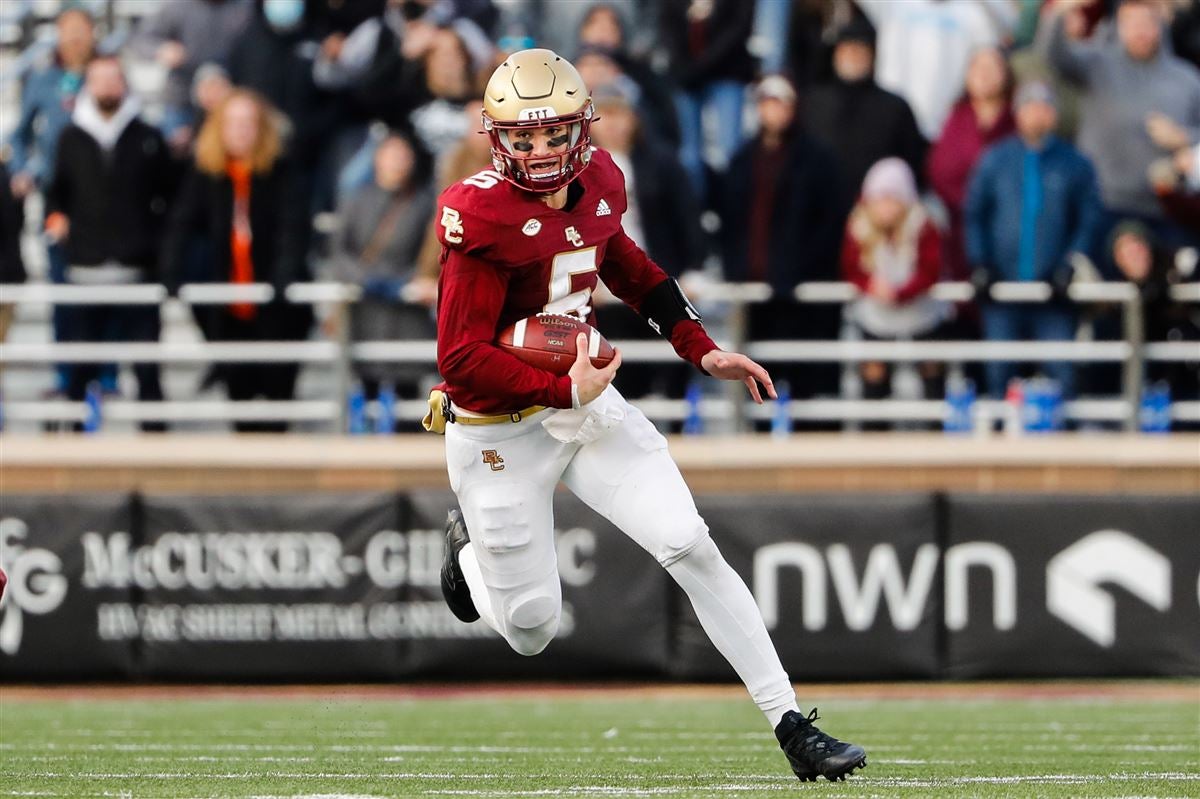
[856,0,1016,140]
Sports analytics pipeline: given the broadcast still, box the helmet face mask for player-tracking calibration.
[484,108,594,193]
[482,49,594,193]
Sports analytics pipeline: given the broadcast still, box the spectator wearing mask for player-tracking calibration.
[7,6,97,397]
[324,129,437,407]
[856,0,1014,140]
[842,158,947,406]
[44,56,174,430]
[130,0,252,150]
[1041,0,1200,250]
[659,0,758,202]
[804,18,927,221]
[965,80,1103,399]
[587,81,704,400]
[721,74,843,401]
[164,90,314,433]
[928,46,1017,284]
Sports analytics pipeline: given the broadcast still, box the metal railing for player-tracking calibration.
[1,280,1197,432]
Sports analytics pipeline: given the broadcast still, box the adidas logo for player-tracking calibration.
[595,198,611,217]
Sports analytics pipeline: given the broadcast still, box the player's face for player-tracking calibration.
[508,124,572,179]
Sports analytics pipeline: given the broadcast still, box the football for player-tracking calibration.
[496,313,616,376]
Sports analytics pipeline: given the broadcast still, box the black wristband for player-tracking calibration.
[640,278,703,338]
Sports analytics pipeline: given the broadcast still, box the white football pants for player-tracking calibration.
[444,391,799,727]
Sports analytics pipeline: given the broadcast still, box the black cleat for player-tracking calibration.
[775,708,867,783]
[441,510,479,623]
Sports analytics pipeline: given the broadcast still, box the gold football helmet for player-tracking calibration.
[482,48,594,193]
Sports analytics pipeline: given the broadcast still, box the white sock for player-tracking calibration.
[666,537,799,729]
[457,541,500,634]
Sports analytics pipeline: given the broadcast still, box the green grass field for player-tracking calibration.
[1,684,1197,799]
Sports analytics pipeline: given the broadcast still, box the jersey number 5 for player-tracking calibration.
[545,247,597,318]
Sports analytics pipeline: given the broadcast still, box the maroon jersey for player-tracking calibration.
[435,147,716,414]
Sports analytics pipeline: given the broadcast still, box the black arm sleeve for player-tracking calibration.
[639,277,703,338]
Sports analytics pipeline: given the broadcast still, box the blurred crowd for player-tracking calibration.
[1,0,1199,432]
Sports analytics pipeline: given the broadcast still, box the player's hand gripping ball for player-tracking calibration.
[497,314,616,376]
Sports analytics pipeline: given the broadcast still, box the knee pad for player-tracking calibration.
[504,589,559,656]
[641,503,708,566]
[666,534,723,576]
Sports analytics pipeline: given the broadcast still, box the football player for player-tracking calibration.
[428,49,866,782]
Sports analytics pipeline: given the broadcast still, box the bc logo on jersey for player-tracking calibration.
[565,226,584,247]
[482,450,505,471]
[441,207,465,244]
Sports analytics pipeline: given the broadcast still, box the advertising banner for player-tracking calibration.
[944,494,1200,677]
[671,495,942,681]
[0,494,135,679]
[2,491,1194,680]
[134,493,403,679]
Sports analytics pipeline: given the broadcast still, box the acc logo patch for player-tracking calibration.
[522,219,542,236]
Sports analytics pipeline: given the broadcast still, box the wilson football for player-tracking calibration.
[496,314,615,376]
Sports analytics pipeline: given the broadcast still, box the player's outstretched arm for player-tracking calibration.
[700,350,777,405]
[568,333,623,406]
